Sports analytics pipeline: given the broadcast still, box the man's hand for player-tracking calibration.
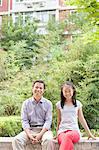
[35,132,42,141]
[28,133,39,144]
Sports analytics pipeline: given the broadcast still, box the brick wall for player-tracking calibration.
[0,0,12,13]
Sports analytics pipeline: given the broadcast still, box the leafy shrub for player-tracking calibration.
[1,17,40,50]
[0,50,8,81]
[0,116,22,137]
[0,94,21,116]
[0,116,98,137]
[81,129,99,137]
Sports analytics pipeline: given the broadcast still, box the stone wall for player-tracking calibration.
[0,137,99,150]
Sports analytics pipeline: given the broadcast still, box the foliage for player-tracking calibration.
[8,40,39,71]
[67,0,99,26]
[81,129,99,137]
[0,116,22,137]
[0,116,98,137]
[47,19,66,46]
[0,91,21,116]
[63,38,99,127]
[66,0,99,43]
[0,50,8,81]
[0,15,99,135]
[1,16,40,50]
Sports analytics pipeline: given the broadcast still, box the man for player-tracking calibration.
[12,80,53,150]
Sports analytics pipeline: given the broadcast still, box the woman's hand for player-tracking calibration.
[88,133,96,140]
[53,136,58,140]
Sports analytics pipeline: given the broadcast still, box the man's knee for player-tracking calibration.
[12,133,27,147]
[12,136,21,146]
[42,139,55,150]
[42,130,53,142]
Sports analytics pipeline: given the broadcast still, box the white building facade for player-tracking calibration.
[0,0,76,38]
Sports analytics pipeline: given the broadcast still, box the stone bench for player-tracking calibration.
[0,137,99,150]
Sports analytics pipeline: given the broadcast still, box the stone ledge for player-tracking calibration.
[0,137,99,150]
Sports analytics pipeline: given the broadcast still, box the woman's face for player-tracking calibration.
[62,84,74,99]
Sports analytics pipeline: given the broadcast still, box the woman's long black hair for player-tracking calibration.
[61,81,77,109]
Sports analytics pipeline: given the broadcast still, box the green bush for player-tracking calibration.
[0,116,98,137]
[1,17,40,50]
[0,116,22,137]
[0,50,8,81]
[81,129,99,137]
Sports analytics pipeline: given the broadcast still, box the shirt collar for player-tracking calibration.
[32,96,44,104]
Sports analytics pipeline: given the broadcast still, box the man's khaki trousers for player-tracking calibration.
[12,127,54,150]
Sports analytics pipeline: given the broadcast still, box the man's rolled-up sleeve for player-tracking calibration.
[43,102,53,130]
[21,102,30,129]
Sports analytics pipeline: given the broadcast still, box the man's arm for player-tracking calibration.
[35,128,48,141]
[36,101,53,141]
[21,101,38,143]
[43,101,53,130]
[21,101,32,138]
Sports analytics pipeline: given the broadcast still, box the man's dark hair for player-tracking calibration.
[32,80,46,89]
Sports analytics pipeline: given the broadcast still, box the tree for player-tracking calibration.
[1,16,40,50]
[66,0,99,42]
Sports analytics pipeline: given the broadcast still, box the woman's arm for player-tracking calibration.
[53,108,61,139]
[56,108,61,135]
[78,107,96,139]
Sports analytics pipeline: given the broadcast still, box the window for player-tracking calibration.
[13,11,56,25]
[39,12,49,23]
[14,12,34,25]
[34,11,55,23]
[49,11,55,21]
[0,0,2,5]
[28,11,49,23]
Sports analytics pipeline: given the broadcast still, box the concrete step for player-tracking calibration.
[0,137,99,150]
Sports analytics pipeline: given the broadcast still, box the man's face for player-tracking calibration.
[32,82,44,99]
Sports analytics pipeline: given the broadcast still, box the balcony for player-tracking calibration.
[23,0,46,9]
[12,0,59,13]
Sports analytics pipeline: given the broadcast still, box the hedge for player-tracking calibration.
[0,116,99,137]
[0,116,22,137]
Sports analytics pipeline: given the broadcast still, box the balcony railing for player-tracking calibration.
[23,0,46,8]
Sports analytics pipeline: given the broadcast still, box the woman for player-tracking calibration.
[56,81,95,150]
